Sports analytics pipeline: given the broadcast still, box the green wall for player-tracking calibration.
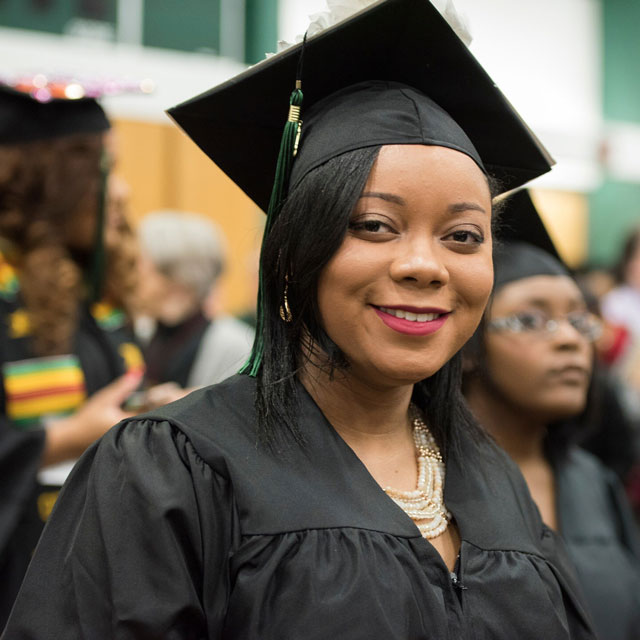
[143,0,220,53]
[588,0,640,266]
[245,0,278,64]
[589,181,640,265]
[0,0,277,63]
[0,0,116,34]
[141,0,278,62]
[602,0,640,121]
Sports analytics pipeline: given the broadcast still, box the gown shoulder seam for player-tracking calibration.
[116,415,231,482]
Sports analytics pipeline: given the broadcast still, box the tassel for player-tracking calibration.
[87,150,109,304]
[239,82,303,377]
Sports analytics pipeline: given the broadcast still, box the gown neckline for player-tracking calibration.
[295,378,465,572]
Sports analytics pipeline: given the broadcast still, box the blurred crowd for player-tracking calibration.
[576,229,640,515]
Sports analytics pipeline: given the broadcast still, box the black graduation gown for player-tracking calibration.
[0,428,45,625]
[555,447,640,640]
[0,295,139,629]
[4,375,596,639]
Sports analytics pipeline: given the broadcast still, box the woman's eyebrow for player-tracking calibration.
[513,299,551,309]
[359,191,406,205]
[525,298,586,311]
[358,194,487,214]
[447,202,487,214]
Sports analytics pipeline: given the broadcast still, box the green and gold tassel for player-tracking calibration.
[239,81,304,377]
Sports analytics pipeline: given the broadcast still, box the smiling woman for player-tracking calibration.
[3,1,598,639]
[315,144,492,385]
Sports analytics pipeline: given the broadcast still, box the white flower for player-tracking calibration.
[271,0,472,56]
[431,0,472,45]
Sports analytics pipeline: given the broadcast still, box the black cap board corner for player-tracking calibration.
[492,189,572,290]
[495,189,562,261]
[0,84,110,145]
[168,0,555,214]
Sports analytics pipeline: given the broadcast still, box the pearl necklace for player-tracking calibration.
[384,406,451,539]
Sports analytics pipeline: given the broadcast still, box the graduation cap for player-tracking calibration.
[168,0,554,213]
[0,80,110,145]
[168,0,555,375]
[493,189,570,290]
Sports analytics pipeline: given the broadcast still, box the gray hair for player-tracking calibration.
[139,210,226,303]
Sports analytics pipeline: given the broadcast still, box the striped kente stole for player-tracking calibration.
[3,355,87,428]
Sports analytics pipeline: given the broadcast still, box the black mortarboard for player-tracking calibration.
[168,0,554,214]
[0,84,110,145]
[288,80,486,192]
[493,190,569,290]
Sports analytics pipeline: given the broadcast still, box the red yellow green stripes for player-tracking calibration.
[91,301,126,331]
[0,254,19,299]
[3,355,87,428]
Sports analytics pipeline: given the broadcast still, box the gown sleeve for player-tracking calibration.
[605,465,640,561]
[0,424,45,551]
[2,418,235,640]
[537,524,598,637]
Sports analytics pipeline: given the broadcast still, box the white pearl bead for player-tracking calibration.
[384,404,451,540]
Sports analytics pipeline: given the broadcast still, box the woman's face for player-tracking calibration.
[66,170,125,253]
[62,180,100,252]
[61,135,107,253]
[135,251,199,326]
[484,275,593,420]
[316,144,493,388]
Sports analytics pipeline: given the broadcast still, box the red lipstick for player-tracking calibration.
[372,306,450,336]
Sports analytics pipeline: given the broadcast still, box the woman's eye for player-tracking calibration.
[348,218,393,234]
[515,311,545,330]
[446,229,483,244]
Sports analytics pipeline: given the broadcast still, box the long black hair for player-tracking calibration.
[255,145,494,459]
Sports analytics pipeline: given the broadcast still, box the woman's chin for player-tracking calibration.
[357,361,444,387]
[545,402,587,422]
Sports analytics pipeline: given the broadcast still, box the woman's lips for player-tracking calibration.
[373,305,450,336]
[548,365,590,385]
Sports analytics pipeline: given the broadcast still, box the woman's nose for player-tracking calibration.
[389,240,449,287]
[550,318,588,350]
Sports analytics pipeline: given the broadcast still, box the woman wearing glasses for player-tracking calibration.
[463,192,640,640]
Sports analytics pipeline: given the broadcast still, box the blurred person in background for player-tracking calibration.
[602,226,640,391]
[575,266,629,369]
[463,191,640,640]
[0,79,144,628]
[134,210,254,406]
[572,273,640,487]
[598,228,640,517]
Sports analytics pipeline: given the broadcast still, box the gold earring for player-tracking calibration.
[279,284,292,322]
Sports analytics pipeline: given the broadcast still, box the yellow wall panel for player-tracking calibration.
[111,118,263,314]
[110,119,171,218]
[530,189,588,268]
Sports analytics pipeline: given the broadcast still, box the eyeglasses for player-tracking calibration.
[487,309,603,341]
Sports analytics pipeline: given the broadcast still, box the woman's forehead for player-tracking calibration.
[364,144,492,199]
[492,274,583,309]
